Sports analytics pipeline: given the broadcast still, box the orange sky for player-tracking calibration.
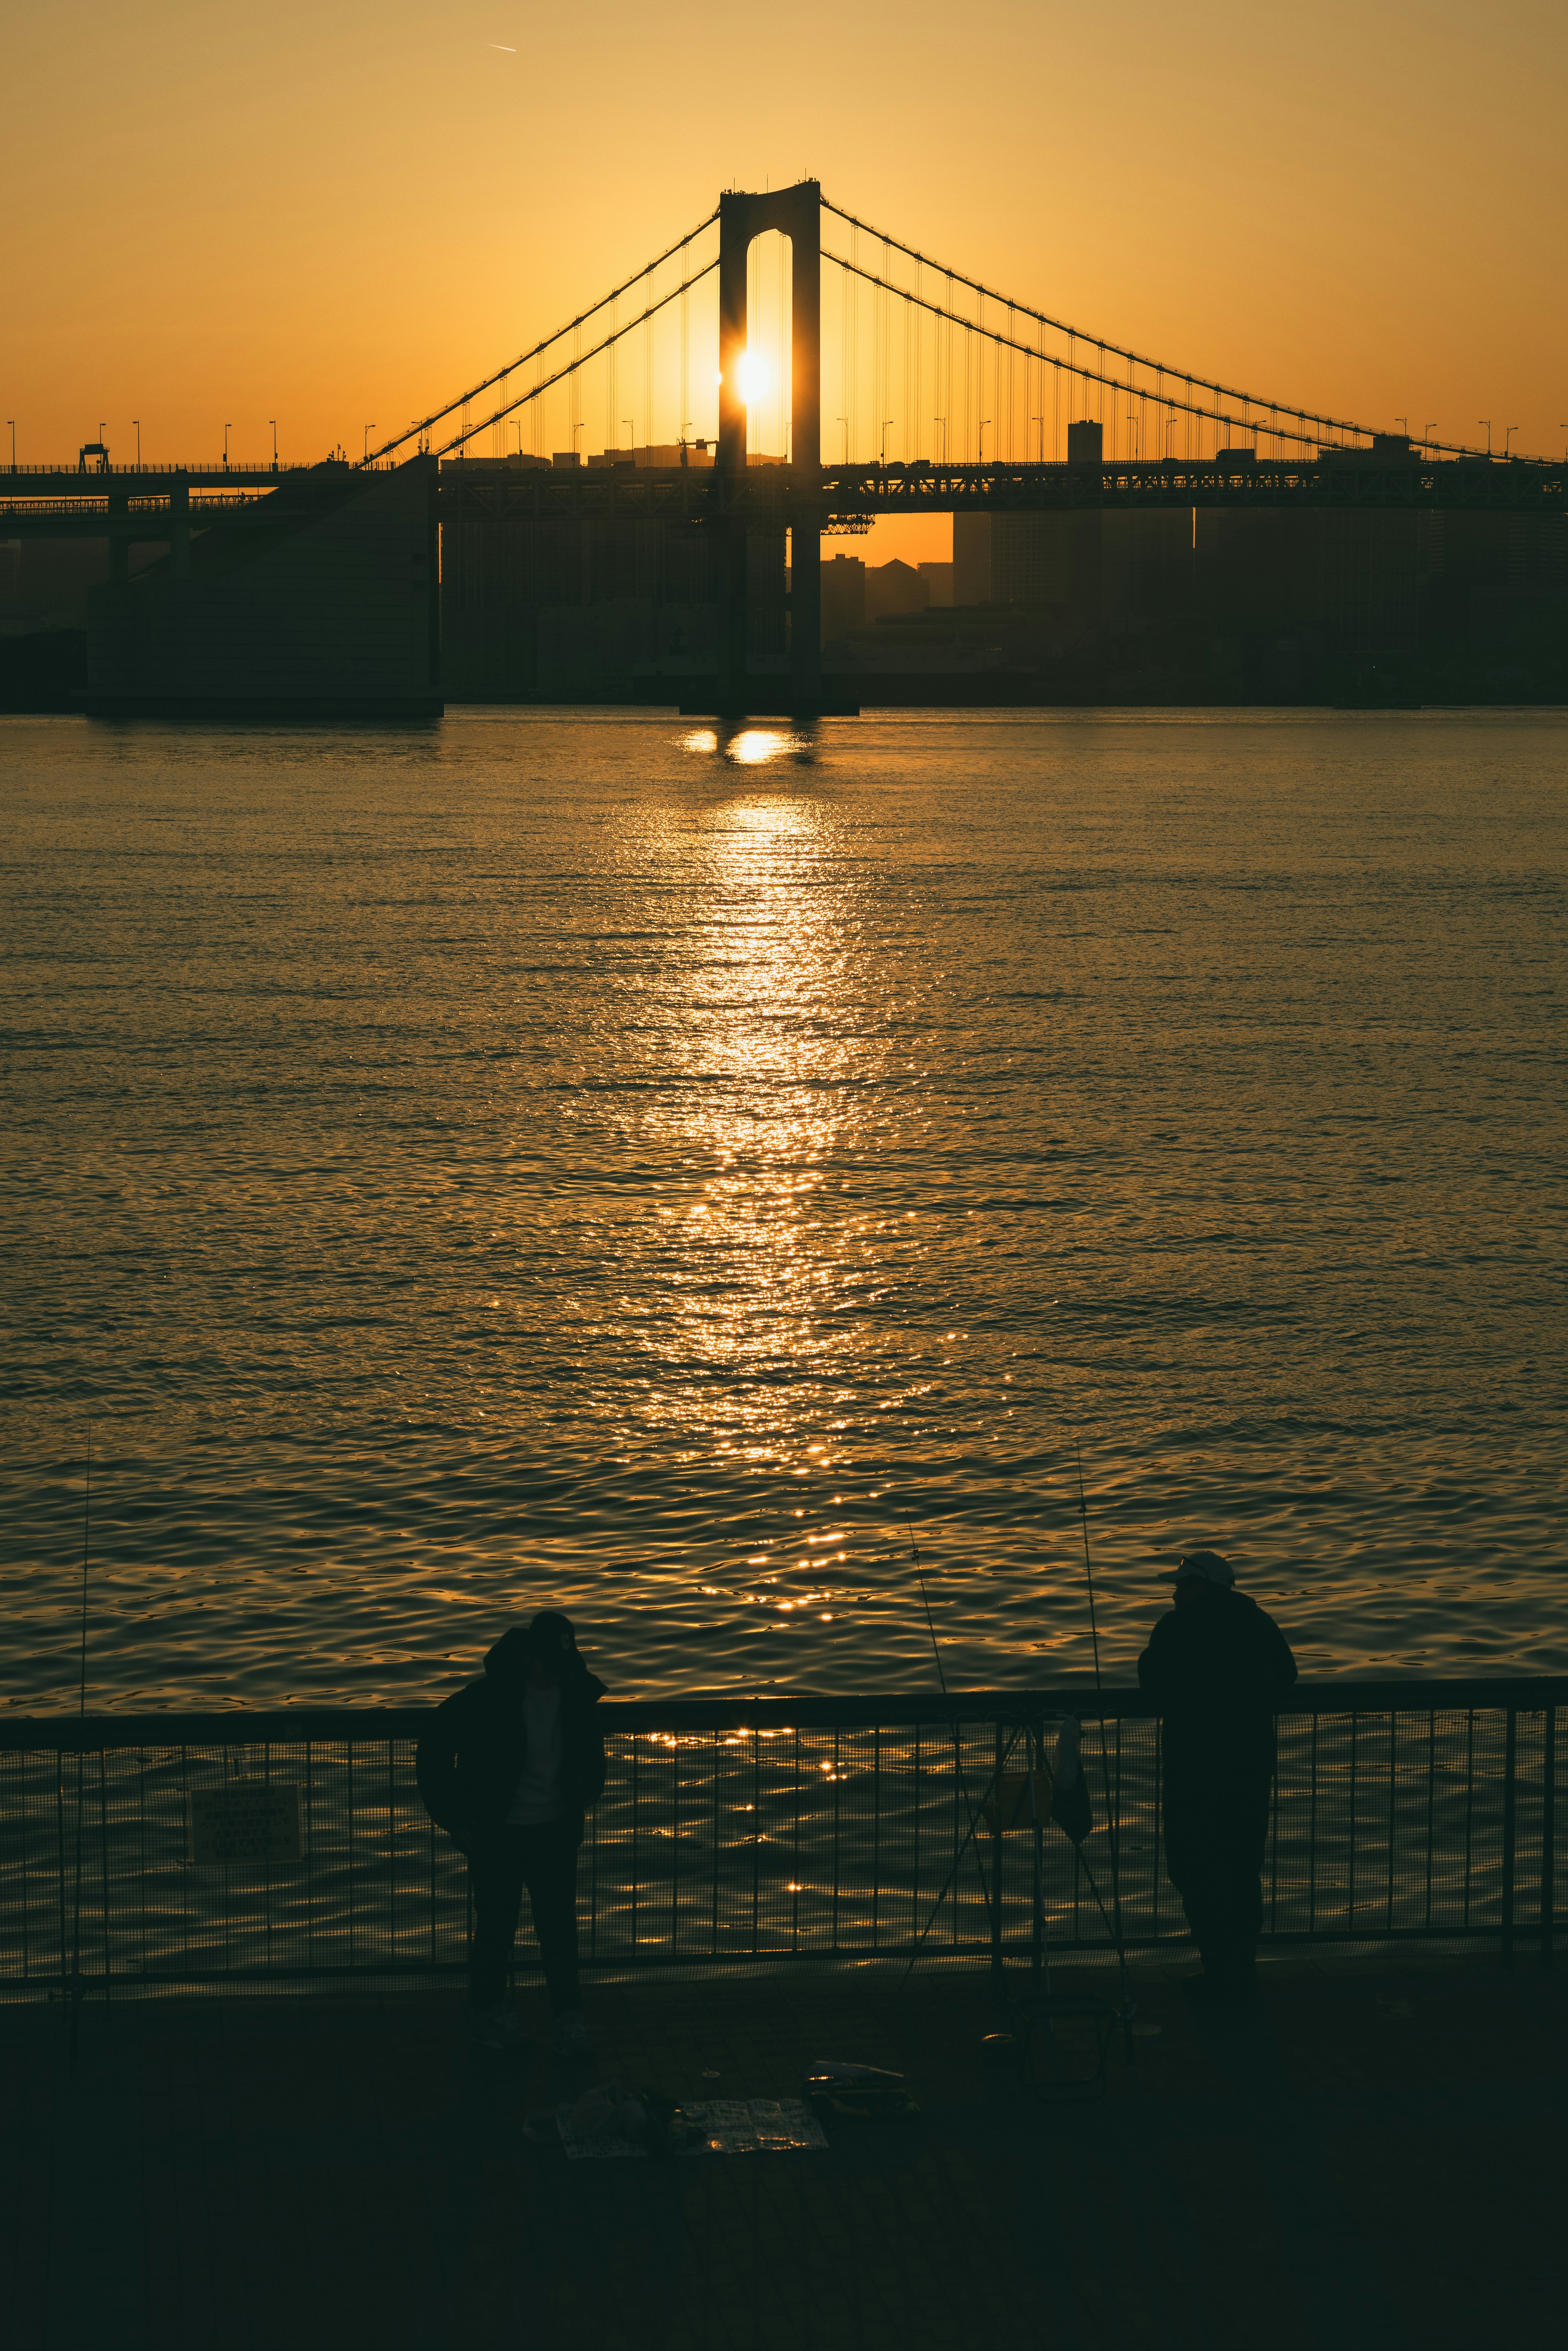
[7,0,1565,576]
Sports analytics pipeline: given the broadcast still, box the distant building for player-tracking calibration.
[865,558,927,623]
[821,552,865,639]
[918,562,953,608]
[953,514,991,607]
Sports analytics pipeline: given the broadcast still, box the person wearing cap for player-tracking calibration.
[417,1611,607,2053]
[1138,1552,1296,2004]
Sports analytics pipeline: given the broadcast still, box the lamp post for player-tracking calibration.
[1423,421,1438,450]
[223,422,232,468]
[5,419,13,472]
[269,419,277,470]
[1504,425,1519,457]
[133,419,140,468]
[879,420,893,468]
[623,419,634,459]
[978,419,991,465]
[1032,416,1043,461]
[837,417,849,465]
[363,425,376,466]
[1479,421,1491,454]
[99,421,108,474]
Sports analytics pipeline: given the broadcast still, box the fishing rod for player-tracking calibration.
[69,1423,91,2070]
[1074,1438,1136,2038]
[905,1511,949,1699]
[894,1501,1026,1991]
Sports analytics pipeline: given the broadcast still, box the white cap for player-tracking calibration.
[1160,1550,1236,1588]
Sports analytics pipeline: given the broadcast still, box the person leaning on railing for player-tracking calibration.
[1138,1553,1296,2007]
[416,1611,607,2058]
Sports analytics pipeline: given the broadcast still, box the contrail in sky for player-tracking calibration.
[488,42,516,49]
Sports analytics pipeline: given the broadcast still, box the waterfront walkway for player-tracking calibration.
[8,1952,1561,2350]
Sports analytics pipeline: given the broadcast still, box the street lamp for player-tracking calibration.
[269,419,277,470]
[837,416,849,464]
[363,425,376,465]
[879,420,893,467]
[8,418,16,472]
[223,422,232,468]
[1032,416,1044,461]
[1479,421,1491,454]
[978,419,991,464]
[1396,414,1408,437]
[1504,425,1519,457]
[1423,421,1438,450]
[623,419,634,458]
[133,419,141,467]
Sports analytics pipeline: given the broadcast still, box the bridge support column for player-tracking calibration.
[715,180,822,720]
[107,487,129,586]
[170,478,191,581]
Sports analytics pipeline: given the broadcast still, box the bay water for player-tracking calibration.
[3,707,1564,1712]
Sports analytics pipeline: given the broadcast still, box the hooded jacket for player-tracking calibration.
[416,1632,608,1850]
[1137,1587,1297,1804]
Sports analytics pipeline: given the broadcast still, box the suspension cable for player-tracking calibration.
[825,252,1316,452]
[823,252,1435,458]
[367,211,718,466]
[822,196,1493,459]
[416,258,718,464]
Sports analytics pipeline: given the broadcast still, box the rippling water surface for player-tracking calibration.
[3,707,1564,1710]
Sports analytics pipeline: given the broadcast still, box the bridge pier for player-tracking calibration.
[171,478,191,581]
[716,180,822,720]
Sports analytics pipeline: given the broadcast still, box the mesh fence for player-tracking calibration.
[1,1689,1560,1999]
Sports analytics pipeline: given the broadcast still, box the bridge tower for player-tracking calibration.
[716,180,821,718]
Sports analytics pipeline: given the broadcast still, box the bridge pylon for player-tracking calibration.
[716,180,822,720]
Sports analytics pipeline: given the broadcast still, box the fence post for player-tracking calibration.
[1501,1707,1517,1970]
[1541,1707,1556,1970]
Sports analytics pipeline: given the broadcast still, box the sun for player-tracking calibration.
[737,350,771,405]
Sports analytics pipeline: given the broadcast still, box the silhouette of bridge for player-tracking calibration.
[6,181,1561,717]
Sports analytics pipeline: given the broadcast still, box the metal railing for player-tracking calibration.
[1,1681,1559,2000]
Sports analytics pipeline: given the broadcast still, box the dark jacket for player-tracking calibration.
[1138,1588,1296,1804]
[416,1641,608,1850]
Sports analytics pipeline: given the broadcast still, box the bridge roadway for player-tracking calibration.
[426,452,1568,524]
[2,453,1561,540]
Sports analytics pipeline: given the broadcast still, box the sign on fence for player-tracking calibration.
[188,1783,303,1866]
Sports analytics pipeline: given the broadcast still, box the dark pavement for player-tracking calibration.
[7,1952,1563,2349]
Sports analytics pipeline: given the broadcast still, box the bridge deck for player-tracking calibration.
[3,456,1561,539]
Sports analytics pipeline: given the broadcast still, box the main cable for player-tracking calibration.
[823,196,1493,459]
[368,212,719,465]
[418,260,719,464]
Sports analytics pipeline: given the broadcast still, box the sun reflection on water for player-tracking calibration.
[678,725,814,766]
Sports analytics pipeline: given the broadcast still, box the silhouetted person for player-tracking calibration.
[1138,1553,1296,2003]
[417,1611,606,2053]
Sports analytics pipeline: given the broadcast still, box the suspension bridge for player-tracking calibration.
[7,181,1561,718]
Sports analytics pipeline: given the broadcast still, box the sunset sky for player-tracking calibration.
[7,0,1565,567]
